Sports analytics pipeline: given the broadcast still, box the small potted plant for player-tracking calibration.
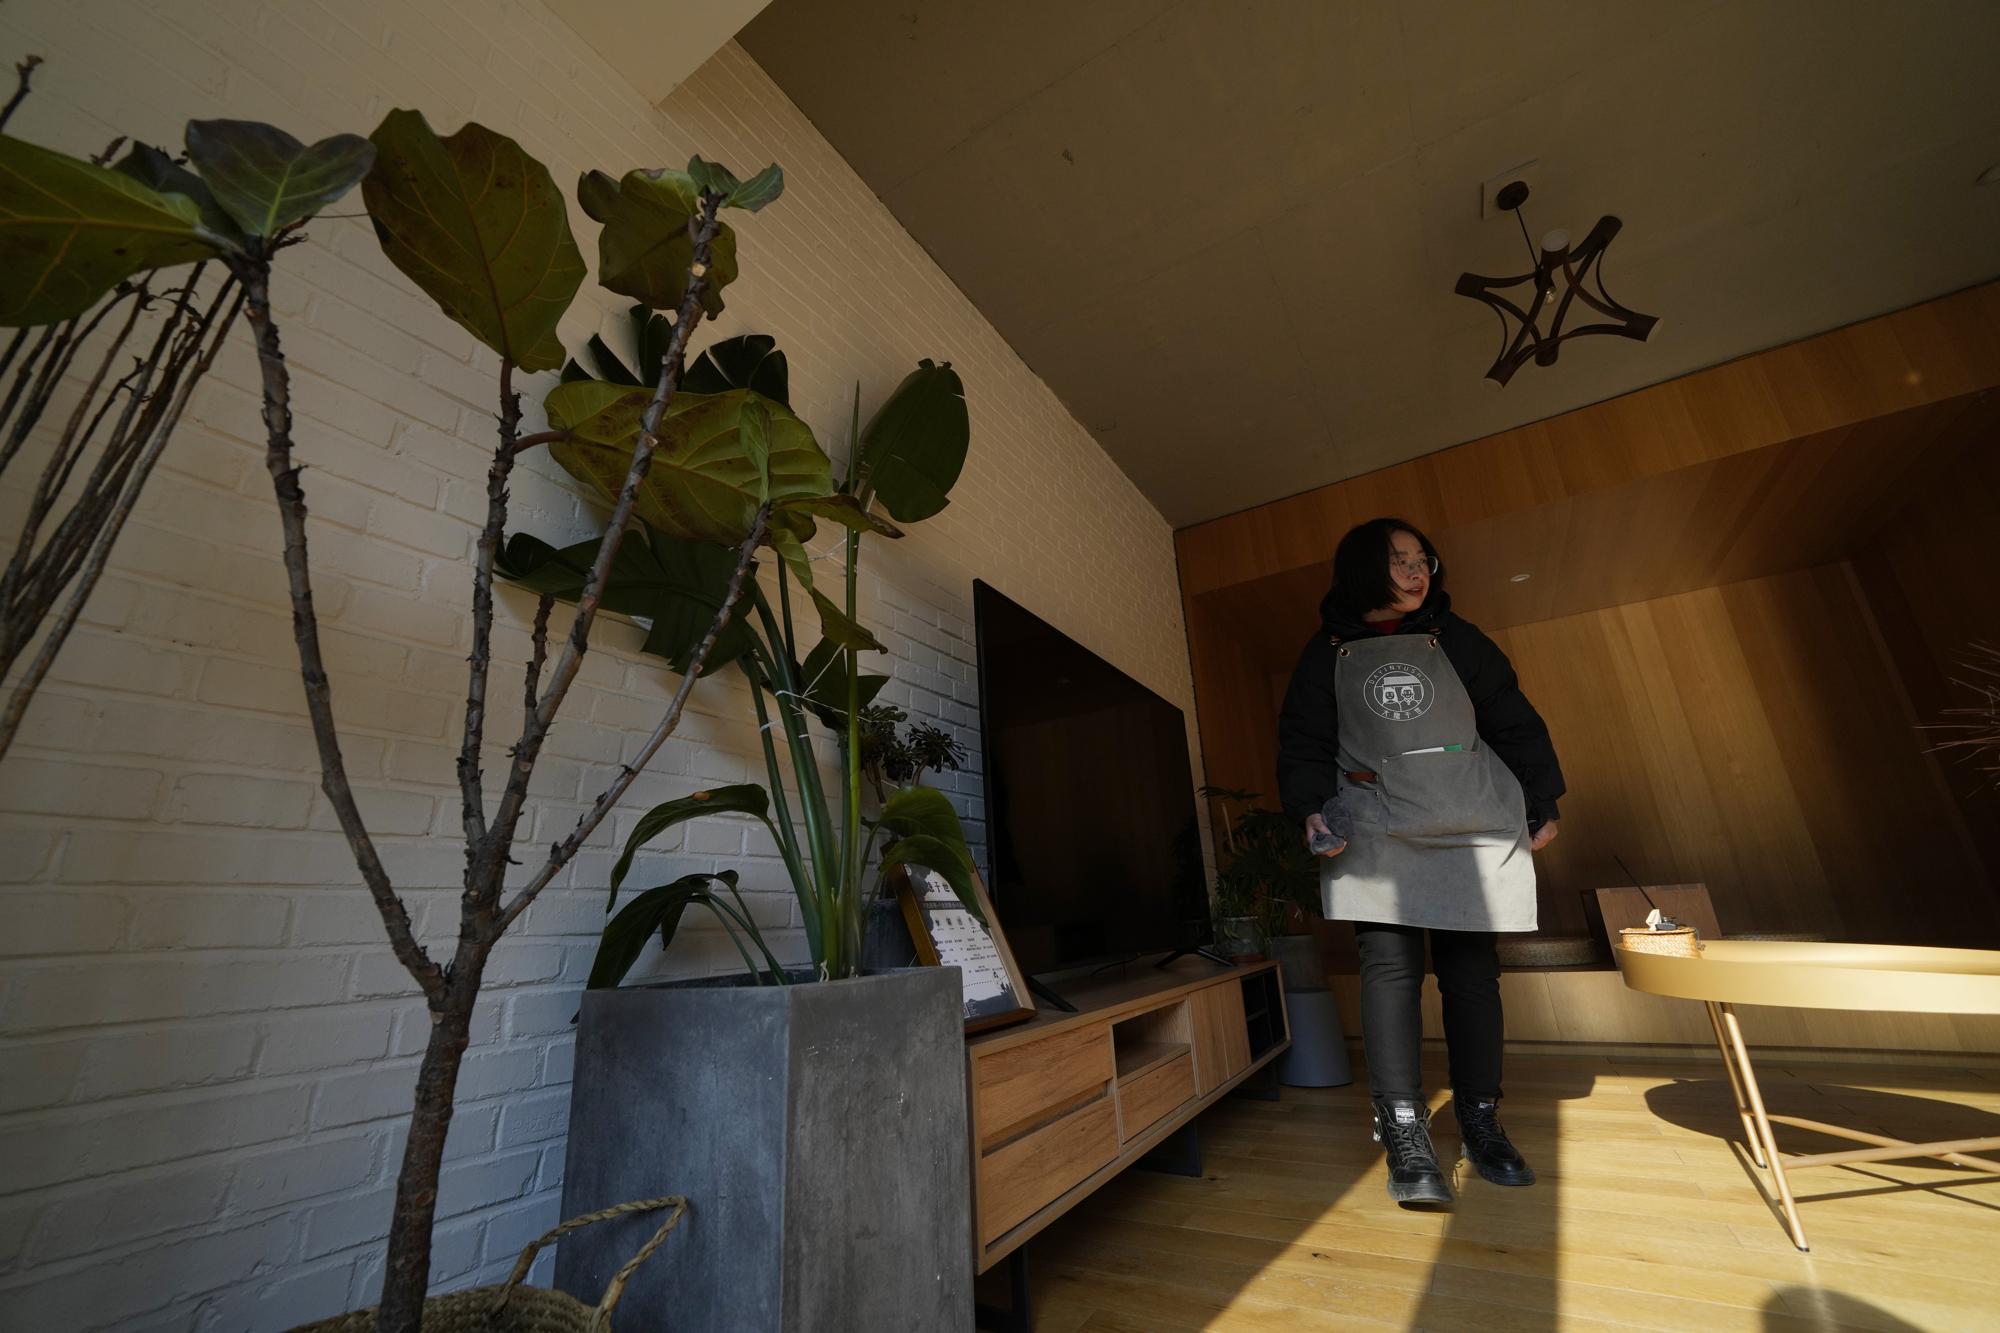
[1204,787,1322,978]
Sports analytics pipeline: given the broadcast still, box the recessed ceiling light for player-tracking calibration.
[1979,162,2000,186]
[1510,573,1532,583]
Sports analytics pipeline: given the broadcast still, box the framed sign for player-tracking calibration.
[891,863,1036,1034]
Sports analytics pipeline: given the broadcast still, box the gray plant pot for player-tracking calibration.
[555,967,972,1331]
[1266,933,1327,992]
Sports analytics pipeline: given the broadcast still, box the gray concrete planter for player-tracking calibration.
[554,967,972,1331]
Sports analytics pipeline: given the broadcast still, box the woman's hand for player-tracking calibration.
[1529,818,1560,852]
[1304,812,1345,858]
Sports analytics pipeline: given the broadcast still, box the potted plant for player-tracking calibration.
[0,61,804,1329]
[1204,787,1323,979]
[496,322,980,1328]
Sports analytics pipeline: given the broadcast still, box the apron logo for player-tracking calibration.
[1363,663,1433,722]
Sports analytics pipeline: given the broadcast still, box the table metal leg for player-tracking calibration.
[1717,1003,1809,1251]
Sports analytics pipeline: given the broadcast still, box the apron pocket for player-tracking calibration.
[1376,749,1522,840]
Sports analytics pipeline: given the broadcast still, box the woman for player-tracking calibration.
[1277,517,1564,1206]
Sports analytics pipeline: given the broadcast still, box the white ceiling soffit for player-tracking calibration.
[740,0,2000,527]
[545,0,774,105]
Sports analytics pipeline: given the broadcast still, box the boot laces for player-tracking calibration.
[1458,1099,1508,1151]
[1380,1110,1440,1169]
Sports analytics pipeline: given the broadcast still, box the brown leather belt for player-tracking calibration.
[1345,770,1377,784]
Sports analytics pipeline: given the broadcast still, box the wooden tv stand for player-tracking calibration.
[965,958,1290,1272]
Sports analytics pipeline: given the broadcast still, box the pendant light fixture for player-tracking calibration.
[1454,181,1657,386]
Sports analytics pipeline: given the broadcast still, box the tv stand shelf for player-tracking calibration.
[965,958,1289,1272]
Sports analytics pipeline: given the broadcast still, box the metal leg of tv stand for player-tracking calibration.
[1024,974,1078,1012]
[974,1246,1031,1333]
[1134,1117,1204,1177]
[1232,1059,1281,1102]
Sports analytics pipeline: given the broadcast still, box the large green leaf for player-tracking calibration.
[497,528,660,617]
[795,636,889,733]
[545,382,833,546]
[576,168,621,223]
[876,787,983,926]
[594,167,739,317]
[683,333,789,406]
[610,784,770,900]
[183,120,374,239]
[496,526,757,677]
[589,870,785,988]
[859,359,970,523]
[0,135,220,326]
[362,109,584,371]
[635,533,760,676]
[112,143,242,243]
[685,155,785,213]
[779,493,902,539]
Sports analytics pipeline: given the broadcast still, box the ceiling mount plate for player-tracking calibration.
[1481,161,1539,219]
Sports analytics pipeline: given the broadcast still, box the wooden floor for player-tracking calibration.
[990,1049,2000,1332]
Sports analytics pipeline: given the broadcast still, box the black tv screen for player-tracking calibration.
[972,581,1210,975]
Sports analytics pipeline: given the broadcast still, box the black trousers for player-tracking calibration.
[1353,922,1504,1101]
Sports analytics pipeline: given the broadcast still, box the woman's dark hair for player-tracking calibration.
[1320,517,1445,622]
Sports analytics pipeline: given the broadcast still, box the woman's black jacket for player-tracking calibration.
[1275,589,1565,830]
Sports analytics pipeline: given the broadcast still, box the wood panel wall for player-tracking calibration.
[1850,434,2000,888]
[1495,566,1995,943]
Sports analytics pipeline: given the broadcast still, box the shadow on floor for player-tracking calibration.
[1762,1287,1923,1331]
[1643,1076,2000,1233]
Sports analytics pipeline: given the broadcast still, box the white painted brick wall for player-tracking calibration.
[0,2,1202,1328]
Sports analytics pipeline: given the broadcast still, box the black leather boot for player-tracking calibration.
[1454,1094,1535,1186]
[1371,1097,1453,1206]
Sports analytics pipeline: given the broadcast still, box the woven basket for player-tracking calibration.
[1619,925,1702,958]
[290,1196,685,1333]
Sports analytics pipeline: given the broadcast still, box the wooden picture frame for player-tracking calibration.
[890,862,1037,1034]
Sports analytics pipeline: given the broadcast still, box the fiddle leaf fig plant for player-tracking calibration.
[505,340,979,985]
[3,56,789,1325]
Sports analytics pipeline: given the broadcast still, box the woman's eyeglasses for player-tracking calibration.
[1391,556,1439,578]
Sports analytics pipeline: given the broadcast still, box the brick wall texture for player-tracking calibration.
[0,2,1201,1327]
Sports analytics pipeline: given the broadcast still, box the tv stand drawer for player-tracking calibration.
[1117,1051,1195,1142]
[974,1025,1113,1148]
[977,1094,1118,1245]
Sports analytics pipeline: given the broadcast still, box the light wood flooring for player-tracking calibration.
[989,1049,2000,1332]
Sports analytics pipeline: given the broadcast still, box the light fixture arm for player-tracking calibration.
[1454,182,1657,385]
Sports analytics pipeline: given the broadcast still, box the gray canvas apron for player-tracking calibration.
[1321,631,1538,933]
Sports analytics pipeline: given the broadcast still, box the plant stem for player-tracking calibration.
[455,360,522,859]
[0,281,244,761]
[841,525,864,976]
[750,590,839,973]
[496,506,770,931]
[744,661,816,955]
[237,259,437,998]
[379,982,477,1333]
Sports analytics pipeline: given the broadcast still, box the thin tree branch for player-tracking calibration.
[7,283,167,622]
[235,256,441,1001]
[475,193,727,897]
[507,428,568,455]
[0,285,245,760]
[0,55,40,133]
[0,325,57,459]
[455,361,521,859]
[523,592,553,718]
[496,504,770,932]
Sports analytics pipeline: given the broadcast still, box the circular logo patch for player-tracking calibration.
[1363,662,1433,722]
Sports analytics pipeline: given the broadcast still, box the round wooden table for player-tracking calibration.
[1617,939,2000,1250]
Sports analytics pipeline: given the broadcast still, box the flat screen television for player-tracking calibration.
[971,580,1211,976]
